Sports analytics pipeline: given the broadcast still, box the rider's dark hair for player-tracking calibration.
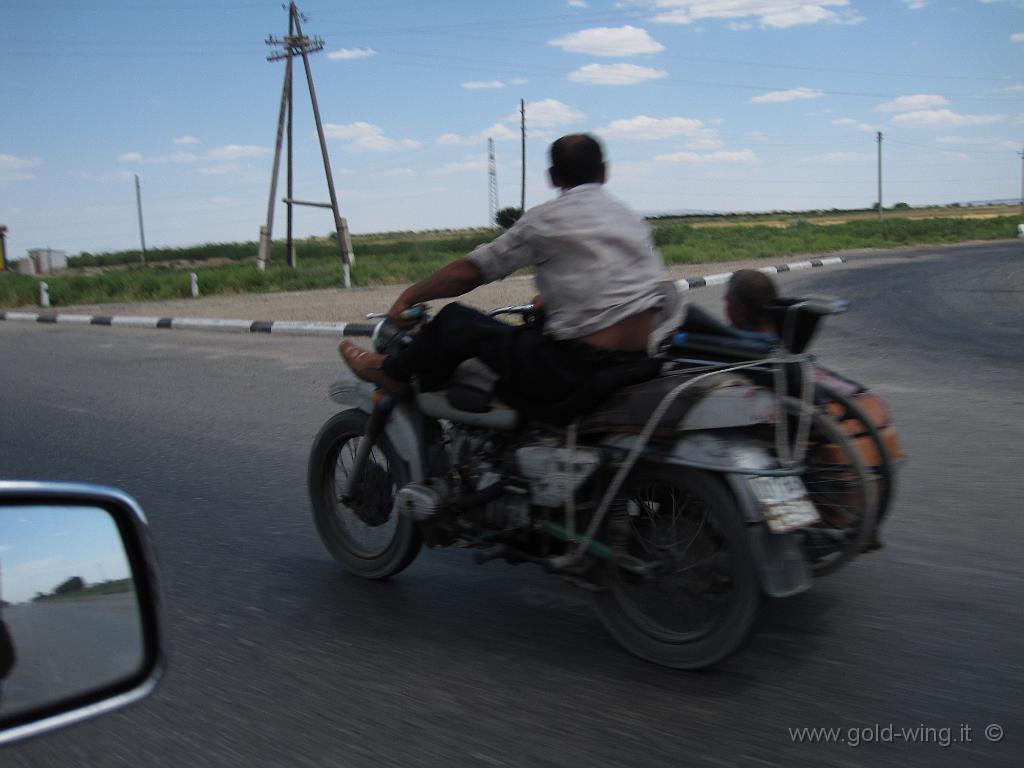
[726,269,778,331]
[549,134,605,188]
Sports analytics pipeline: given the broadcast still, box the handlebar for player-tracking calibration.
[486,303,536,318]
[365,304,428,322]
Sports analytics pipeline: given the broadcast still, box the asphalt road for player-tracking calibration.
[2,594,144,717]
[1,242,1021,767]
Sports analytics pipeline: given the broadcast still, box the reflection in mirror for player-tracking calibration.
[0,506,143,720]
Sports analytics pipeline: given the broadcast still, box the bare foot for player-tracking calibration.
[339,340,411,398]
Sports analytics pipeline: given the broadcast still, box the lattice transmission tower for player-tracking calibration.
[487,138,499,227]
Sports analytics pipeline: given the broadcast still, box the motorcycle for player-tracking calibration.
[307,292,887,669]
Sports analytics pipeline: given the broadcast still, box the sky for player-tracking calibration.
[1,505,132,604]
[1,0,1022,260]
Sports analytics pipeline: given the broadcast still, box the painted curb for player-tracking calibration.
[1,256,845,337]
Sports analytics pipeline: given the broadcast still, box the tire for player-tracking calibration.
[593,467,761,670]
[817,386,897,532]
[307,409,421,579]
[785,398,876,576]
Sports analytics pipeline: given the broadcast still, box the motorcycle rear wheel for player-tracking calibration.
[308,409,421,579]
[593,467,760,670]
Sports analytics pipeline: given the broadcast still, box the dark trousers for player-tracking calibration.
[382,303,658,424]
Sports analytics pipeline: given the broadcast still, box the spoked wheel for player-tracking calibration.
[593,467,760,670]
[307,409,421,579]
[818,385,898,544]
[785,398,876,576]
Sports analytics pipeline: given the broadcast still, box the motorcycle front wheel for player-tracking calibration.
[593,467,760,670]
[308,409,421,579]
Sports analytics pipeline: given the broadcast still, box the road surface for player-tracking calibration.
[1,242,1021,767]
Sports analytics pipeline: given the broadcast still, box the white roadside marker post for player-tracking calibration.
[39,282,50,308]
[190,273,199,298]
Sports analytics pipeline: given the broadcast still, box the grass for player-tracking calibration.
[2,214,1018,309]
[653,216,1018,264]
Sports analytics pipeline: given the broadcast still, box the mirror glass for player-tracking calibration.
[0,505,144,720]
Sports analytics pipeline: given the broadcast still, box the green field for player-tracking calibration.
[1,213,1019,309]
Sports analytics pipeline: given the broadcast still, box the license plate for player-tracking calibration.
[748,475,820,533]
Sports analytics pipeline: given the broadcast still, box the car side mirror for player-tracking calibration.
[0,482,164,745]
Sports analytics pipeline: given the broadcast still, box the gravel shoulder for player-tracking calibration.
[49,256,838,323]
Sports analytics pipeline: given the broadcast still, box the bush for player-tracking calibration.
[496,207,524,229]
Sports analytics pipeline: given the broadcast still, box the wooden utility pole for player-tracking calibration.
[260,2,353,286]
[1018,143,1023,214]
[134,174,147,264]
[0,225,8,272]
[520,99,526,212]
[286,8,295,268]
[876,131,883,222]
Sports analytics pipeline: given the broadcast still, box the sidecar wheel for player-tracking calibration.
[786,398,876,576]
[593,467,760,670]
[308,409,421,579]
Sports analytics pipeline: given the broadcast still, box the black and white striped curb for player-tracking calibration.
[0,312,377,337]
[0,255,845,337]
[675,255,844,290]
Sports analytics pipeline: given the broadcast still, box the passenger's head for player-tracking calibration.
[549,134,606,190]
[725,269,779,333]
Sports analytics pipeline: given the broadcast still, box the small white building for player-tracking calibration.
[26,248,67,274]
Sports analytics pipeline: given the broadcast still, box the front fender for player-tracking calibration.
[329,379,428,481]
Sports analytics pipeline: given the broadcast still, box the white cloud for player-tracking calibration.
[654,149,758,164]
[649,1,864,29]
[327,47,377,60]
[903,0,927,9]
[873,94,948,112]
[204,144,268,161]
[568,63,668,85]
[832,116,876,131]
[515,98,586,127]
[1011,32,1024,43]
[462,80,506,90]
[941,151,970,161]
[173,135,201,146]
[598,115,722,149]
[118,146,243,164]
[436,99,583,146]
[728,21,754,30]
[324,122,422,152]
[750,86,824,104]
[0,153,40,182]
[549,26,665,57]
[568,0,588,7]
[891,109,1005,127]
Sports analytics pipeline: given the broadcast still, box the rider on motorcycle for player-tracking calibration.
[339,133,670,423]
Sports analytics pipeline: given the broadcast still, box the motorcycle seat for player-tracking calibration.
[667,305,778,360]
